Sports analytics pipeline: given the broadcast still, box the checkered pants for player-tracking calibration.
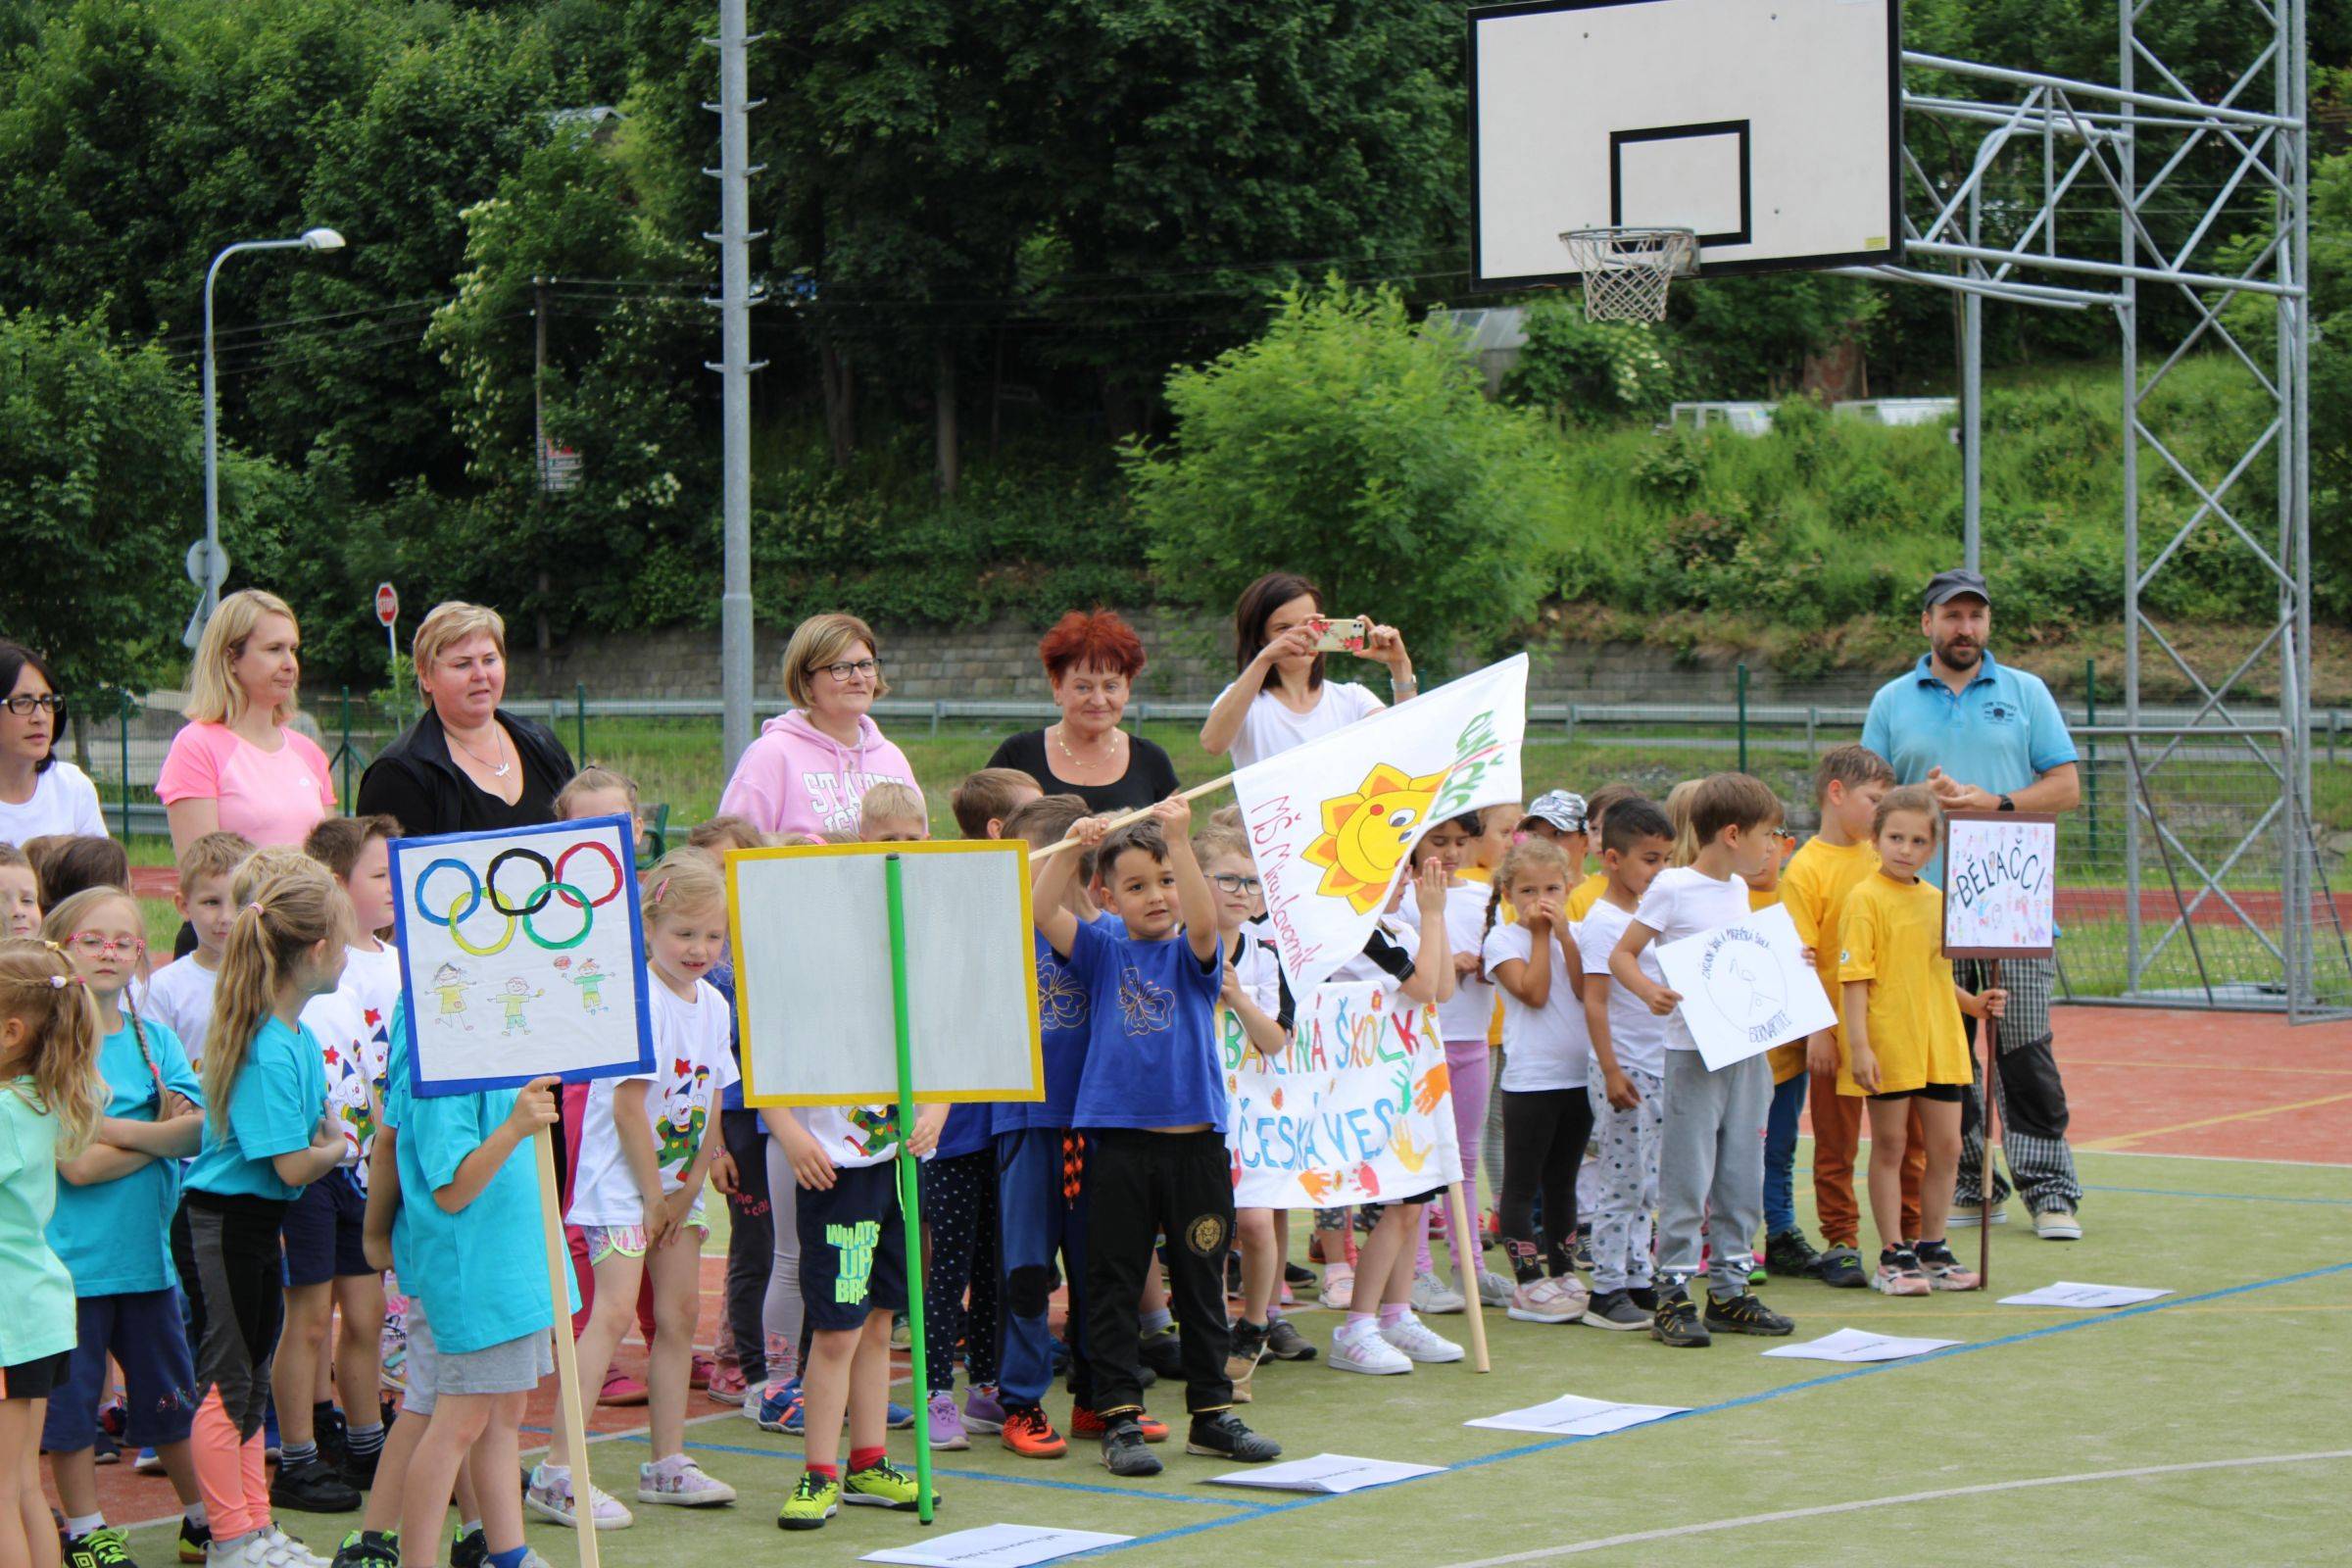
[1954,956,2082,1214]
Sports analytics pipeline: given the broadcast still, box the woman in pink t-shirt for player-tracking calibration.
[156,589,336,858]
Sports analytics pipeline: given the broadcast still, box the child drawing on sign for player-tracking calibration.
[494,976,542,1036]
[429,962,475,1031]
[564,957,612,1016]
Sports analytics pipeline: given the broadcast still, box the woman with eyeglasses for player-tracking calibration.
[0,639,108,843]
[717,612,914,839]
[155,591,338,862]
[984,610,1179,815]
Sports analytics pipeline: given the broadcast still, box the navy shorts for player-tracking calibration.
[796,1162,908,1333]
[282,1168,370,1286]
[40,1290,199,1449]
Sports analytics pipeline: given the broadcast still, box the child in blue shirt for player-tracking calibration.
[1036,799,1281,1479]
[39,890,211,1566]
[174,861,351,1568]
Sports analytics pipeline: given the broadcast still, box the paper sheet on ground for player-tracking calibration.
[1463,1393,1689,1437]
[862,1525,1133,1568]
[1760,1327,1960,1362]
[1653,903,1838,1070]
[1999,1281,2174,1308]
[1208,1453,1444,1493]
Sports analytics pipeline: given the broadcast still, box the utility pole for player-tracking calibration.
[707,0,765,770]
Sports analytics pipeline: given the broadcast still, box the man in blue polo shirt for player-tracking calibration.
[1862,567,2086,1241]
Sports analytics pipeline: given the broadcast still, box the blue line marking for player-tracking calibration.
[2082,1182,2352,1207]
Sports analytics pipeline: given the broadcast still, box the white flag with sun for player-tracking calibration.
[1231,656,1529,997]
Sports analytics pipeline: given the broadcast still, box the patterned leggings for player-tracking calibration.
[919,1149,1002,1394]
[1583,1069,1664,1295]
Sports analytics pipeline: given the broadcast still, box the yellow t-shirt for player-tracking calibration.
[1564,871,1609,922]
[1741,883,1807,1083]
[1835,872,1972,1097]
[1781,837,1880,1067]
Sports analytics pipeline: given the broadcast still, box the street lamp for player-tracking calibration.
[199,227,347,623]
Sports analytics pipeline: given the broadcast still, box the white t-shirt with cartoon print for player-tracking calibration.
[565,974,740,1226]
[299,940,403,1189]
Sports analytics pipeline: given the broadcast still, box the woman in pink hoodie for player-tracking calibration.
[717,612,917,839]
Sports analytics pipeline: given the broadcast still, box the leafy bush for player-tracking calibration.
[1505,296,1681,424]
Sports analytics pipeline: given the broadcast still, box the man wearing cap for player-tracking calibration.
[1862,569,2085,1240]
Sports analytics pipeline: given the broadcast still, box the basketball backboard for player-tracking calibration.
[1468,0,1901,290]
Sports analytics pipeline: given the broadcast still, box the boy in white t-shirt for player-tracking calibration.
[1608,773,1798,1348]
[1575,798,1677,1330]
[139,830,253,1066]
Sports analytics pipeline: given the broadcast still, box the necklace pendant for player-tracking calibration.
[494,762,513,778]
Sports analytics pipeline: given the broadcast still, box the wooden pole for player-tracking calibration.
[1979,957,2001,1289]
[1443,1180,1491,1372]
[532,1131,600,1568]
[1027,774,1238,860]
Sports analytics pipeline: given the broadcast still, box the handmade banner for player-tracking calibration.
[1222,982,1462,1209]
[388,814,654,1098]
[1654,903,1838,1071]
[1942,809,2058,958]
[1231,656,1528,997]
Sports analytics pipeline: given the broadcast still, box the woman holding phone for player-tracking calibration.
[1199,571,1416,768]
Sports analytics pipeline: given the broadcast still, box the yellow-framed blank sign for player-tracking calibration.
[725,840,1045,1107]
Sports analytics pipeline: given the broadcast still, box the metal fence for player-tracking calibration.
[69,666,2349,1020]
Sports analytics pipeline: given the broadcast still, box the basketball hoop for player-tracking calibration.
[1558,227,1698,321]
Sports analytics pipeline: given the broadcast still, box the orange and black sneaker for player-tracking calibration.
[1070,1405,1168,1444]
[1000,1405,1068,1460]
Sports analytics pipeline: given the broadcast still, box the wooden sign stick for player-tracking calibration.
[1979,957,2001,1289]
[1444,1180,1492,1372]
[1027,775,1237,860]
[532,1131,600,1568]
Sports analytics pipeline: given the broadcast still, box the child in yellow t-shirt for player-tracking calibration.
[1741,822,1808,1283]
[1779,745,1908,1289]
[1837,787,2007,1298]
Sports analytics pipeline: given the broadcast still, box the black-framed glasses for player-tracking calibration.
[1,694,64,716]
[815,658,879,683]
[1211,872,1263,896]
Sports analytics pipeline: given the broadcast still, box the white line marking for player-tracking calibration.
[1429,1449,2352,1567]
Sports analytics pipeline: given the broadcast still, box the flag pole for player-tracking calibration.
[532,1128,600,1568]
[883,853,935,1524]
[1028,774,1236,861]
[1979,957,2001,1289]
[1443,1180,1491,1372]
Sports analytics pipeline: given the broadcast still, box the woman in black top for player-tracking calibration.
[986,610,1180,814]
[356,601,575,833]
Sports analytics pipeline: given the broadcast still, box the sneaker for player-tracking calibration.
[256,1529,329,1568]
[1815,1245,1868,1290]
[1070,1405,1167,1443]
[65,1527,137,1568]
[263,1406,278,1463]
[1186,1411,1281,1463]
[1704,1292,1797,1337]
[750,1378,805,1435]
[180,1520,213,1566]
[2034,1206,2082,1241]
[448,1529,485,1568]
[1409,1270,1466,1315]
[1320,1263,1354,1311]
[1473,1268,1514,1309]
[1283,1262,1316,1292]
[377,1346,405,1393]
[775,1471,838,1532]
[705,1365,750,1405]
[887,1398,916,1431]
[1570,1237,1595,1273]
[1649,1291,1711,1348]
[1915,1242,1984,1291]
[135,1448,167,1476]
[598,1369,649,1407]
[962,1385,1007,1435]
[1001,1404,1067,1459]
[1262,1319,1318,1362]
[525,1467,634,1530]
[205,1537,262,1568]
[338,1442,379,1493]
[1948,1200,2009,1229]
[1580,1288,1650,1331]
[637,1455,737,1506]
[1764,1228,1823,1280]
[688,1352,715,1391]
[844,1456,928,1511]
[1744,1253,1768,1286]
[1871,1250,1933,1297]
[1137,1325,1183,1380]
[1225,1323,1264,1403]
[1627,1285,1659,1312]
[926,1391,970,1448]
[890,1315,911,1350]
[1225,1252,1244,1298]
[1329,1321,1412,1375]
[270,1457,361,1515]
[327,1533,394,1568]
[1099,1416,1163,1478]
[92,1432,122,1466]
[1379,1311,1465,1364]
[1506,1276,1586,1325]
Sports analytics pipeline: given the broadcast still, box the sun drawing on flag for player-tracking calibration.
[1298,762,1452,915]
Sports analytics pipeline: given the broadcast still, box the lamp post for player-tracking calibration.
[200,227,346,620]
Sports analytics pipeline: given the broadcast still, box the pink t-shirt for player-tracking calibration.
[155,721,337,849]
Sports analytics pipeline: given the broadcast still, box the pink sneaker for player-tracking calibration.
[1918,1246,1982,1292]
[1505,1276,1588,1324]
[599,1369,650,1406]
[1322,1263,1355,1311]
[1870,1252,1933,1297]
[688,1352,715,1390]
[706,1365,750,1404]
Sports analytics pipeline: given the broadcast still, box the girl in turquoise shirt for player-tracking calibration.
[172,863,350,1568]
[0,938,103,1568]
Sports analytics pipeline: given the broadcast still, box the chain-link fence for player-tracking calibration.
[68,657,2349,1019]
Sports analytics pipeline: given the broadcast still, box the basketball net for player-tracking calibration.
[1558,227,1698,321]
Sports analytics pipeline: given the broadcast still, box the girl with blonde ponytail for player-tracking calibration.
[176,861,351,1568]
[0,937,105,1568]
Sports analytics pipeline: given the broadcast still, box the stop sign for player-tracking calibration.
[374,582,399,626]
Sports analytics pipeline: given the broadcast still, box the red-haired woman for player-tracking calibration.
[985,610,1180,813]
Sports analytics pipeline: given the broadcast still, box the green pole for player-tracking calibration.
[1736,662,1749,773]
[117,691,131,840]
[575,681,588,762]
[882,854,935,1523]
[2083,658,2099,864]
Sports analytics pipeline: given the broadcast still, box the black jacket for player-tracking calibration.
[356,707,576,838]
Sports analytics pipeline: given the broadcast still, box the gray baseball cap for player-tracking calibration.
[1923,567,1992,609]
[1519,790,1589,834]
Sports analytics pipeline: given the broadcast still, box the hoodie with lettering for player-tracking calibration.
[715,709,915,839]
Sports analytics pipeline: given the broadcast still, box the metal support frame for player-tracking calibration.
[1836,3,2335,1018]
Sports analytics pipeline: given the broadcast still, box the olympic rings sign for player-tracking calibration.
[416,840,625,955]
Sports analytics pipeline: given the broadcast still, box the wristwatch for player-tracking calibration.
[1996,793,2016,812]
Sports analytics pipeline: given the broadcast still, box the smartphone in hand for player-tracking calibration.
[1309,615,1368,654]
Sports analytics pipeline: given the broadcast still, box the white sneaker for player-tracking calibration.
[526,1465,636,1530]
[2034,1206,2082,1241]
[1506,1275,1589,1324]
[1474,1268,1514,1308]
[1409,1270,1466,1315]
[1379,1311,1465,1364]
[206,1534,270,1568]
[256,1528,329,1568]
[1949,1200,2010,1229]
[637,1455,738,1506]
[1329,1321,1413,1375]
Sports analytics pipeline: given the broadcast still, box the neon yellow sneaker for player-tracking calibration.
[776,1470,839,1531]
[843,1457,931,1512]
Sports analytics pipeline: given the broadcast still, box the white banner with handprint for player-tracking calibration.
[1221,982,1462,1210]
[1232,656,1528,998]
[1653,903,1838,1071]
